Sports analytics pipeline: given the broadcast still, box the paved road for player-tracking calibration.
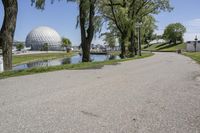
[0,52,200,133]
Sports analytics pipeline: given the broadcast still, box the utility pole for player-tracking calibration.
[138,26,142,56]
[194,35,198,52]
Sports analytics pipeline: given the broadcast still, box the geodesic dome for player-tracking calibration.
[25,26,62,51]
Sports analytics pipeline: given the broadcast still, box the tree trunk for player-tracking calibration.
[120,34,126,58]
[79,0,95,62]
[81,40,91,62]
[130,31,137,56]
[138,26,142,56]
[0,0,18,71]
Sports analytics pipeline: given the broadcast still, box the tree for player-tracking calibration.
[0,0,18,70]
[141,15,157,46]
[100,0,172,57]
[16,43,24,51]
[42,43,48,51]
[78,0,97,62]
[163,23,186,44]
[62,37,72,51]
[102,32,116,49]
[127,0,172,56]
[100,0,131,58]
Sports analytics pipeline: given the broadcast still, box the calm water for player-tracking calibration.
[13,54,121,70]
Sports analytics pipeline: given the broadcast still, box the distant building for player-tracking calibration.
[91,44,106,52]
[186,41,200,52]
[25,26,63,51]
[150,39,166,44]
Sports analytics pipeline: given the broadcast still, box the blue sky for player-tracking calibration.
[155,0,200,41]
[0,0,200,45]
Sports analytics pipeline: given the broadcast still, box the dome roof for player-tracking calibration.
[25,26,62,51]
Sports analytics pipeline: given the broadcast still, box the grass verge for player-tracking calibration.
[0,53,154,79]
[183,52,200,64]
[13,52,77,66]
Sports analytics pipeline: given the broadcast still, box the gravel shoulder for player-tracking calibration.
[0,52,200,133]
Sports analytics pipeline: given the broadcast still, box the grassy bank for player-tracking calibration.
[183,52,200,63]
[0,53,154,79]
[13,52,77,66]
[143,43,186,52]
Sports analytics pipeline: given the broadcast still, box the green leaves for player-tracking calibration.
[31,0,46,9]
[31,0,72,10]
[163,23,186,44]
[102,32,116,48]
[16,43,24,51]
[62,37,72,47]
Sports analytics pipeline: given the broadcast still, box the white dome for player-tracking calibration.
[25,26,62,51]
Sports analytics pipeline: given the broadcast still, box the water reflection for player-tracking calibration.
[13,54,120,70]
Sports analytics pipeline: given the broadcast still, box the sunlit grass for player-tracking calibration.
[13,52,77,65]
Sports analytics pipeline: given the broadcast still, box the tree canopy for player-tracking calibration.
[163,23,186,44]
[102,32,116,49]
[16,43,24,51]
[62,37,72,47]
[99,0,172,57]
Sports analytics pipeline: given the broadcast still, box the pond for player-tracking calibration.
[13,54,121,70]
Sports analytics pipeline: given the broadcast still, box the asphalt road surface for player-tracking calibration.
[0,52,200,133]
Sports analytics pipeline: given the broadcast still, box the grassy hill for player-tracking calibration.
[143,43,186,52]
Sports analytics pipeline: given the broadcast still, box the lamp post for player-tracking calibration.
[194,36,198,52]
[136,22,142,56]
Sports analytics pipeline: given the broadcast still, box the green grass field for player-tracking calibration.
[13,52,77,66]
[183,52,200,63]
[0,53,154,79]
[143,43,186,52]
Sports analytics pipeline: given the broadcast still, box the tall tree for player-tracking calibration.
[141,15,157,46]
[62,37,72,51]
[163,23,186,44]
[100,0,131,58]
[127,0,172,56]
[100,0,172,57]
[102,32,116,49]
[79,0,97,62]
[0,0,18,70]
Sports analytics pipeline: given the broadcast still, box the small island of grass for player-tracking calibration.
[12,52,77,66]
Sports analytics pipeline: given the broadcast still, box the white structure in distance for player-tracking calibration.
[25,26,63,51]
[186,40,200,52]
[150,39,166,45]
